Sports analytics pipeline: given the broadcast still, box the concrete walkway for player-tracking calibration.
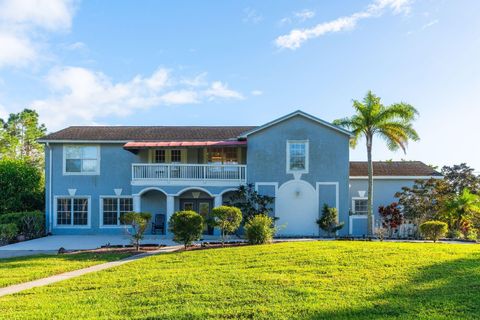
[0,245,182,298]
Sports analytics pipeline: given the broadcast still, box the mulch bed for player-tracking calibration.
[62,244,168,255]
[184,241,248,251]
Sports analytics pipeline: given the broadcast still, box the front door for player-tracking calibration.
[180,199,214,235]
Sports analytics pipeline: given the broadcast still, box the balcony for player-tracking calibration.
[131,163,247,186]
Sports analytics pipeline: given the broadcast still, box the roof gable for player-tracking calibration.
[239,110,353,138]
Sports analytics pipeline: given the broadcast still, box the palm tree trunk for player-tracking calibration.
[367,135,373,236]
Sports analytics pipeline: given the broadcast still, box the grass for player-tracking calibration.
[0,252,131,288]
[1,241,479,319]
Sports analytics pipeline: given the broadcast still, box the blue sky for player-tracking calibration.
[1,0,479,170]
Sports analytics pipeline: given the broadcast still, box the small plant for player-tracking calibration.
[419,220,448,243]
[244,214,275,245]
[0,223,18,245]
[316,204,344,237]
[375,226,388,241]
[169,210,204,249]
[209,206,242,246]
[378,202,403,238]
[120,212,152,251]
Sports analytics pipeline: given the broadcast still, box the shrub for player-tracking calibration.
[209,206,242,246]
[169,210,204,249]
[378,202,403,238]
[420,220,448,243]
[316,204,344,237]
[0,211,45,239]
[0,223,18,245]
[0,159,44,214]
[244,214,275,245]
[466,229,478,241]
[120,212,152,251]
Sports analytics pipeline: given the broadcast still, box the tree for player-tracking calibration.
[378,202,403,238]
[441,189,480,237]
[209,206,242,246]
[0,159,44,214]
[316,204,344,237]
[395,178,439,232]
[224,184,274,220]
[334,91,419,235]
[120,212,152,251]
[419,220,448,243]
[0,109,46,168]
[169,210,204,249]
[439,163,480,195]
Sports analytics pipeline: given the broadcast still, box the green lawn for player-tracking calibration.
[0,252,131,288]
[1,241,479,319]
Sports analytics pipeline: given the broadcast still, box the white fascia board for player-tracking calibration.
[349,176,443,180]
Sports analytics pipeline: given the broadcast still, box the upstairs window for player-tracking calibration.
[171,149,182,163]
[64,145,100,175]
[153,149,166,163]
[287,140,309,173]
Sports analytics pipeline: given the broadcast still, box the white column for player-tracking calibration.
[166,195,175,235]
[133,194,141,212]
[214,194,222,208]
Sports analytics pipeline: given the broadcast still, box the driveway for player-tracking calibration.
[0,235,179,259]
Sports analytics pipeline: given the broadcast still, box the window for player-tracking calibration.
[101,197,133,226]
[56,197,89,226]
[224,148,238,164]
[287,140,308,173]
[153,149,166,163]
[353,199,368,215]
[171,149,182,163]
[64,145,99,174]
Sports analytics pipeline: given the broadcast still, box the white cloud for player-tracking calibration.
[205,82,244,100]
[243,7,263,24]
[295,9,315,22]
[64,41,86,51]
[31,66,244,130]
[0,0,75,68]
[422,19,438,30]
[251,90,263,96]
[275,0,412,50]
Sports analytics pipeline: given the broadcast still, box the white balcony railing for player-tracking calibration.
[132,163,247,183]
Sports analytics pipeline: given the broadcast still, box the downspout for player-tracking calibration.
[47,143,53,234]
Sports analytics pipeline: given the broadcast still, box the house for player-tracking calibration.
[39,110,441,237]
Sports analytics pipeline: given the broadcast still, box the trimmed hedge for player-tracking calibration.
[420,220,448,243]
[0,223,18,245]
[0,211,45,239]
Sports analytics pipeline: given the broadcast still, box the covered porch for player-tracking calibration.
[125,140,247,184]
[132,186,239,236]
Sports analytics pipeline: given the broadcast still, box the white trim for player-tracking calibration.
[47,143,53,233]
[63,144,101,176]
[218,188,240,196]
[316,182,339,213]
[286,140,309,174]
[254,182,279,194]
[136,187,168,197]
[174,187,214,197]
[254,182,279,221]
[239,110,353,138]
[349,215,375,235]
[99,195,133,228]
[349,176,443,180]
[39,140,130,144]
[351,197,368,215]
[131,180,243,187]
[53,195,92,229]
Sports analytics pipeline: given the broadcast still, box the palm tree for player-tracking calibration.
[444,188,480,235]
[334,91,419,235]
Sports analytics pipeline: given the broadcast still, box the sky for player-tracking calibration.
[0,0,479,171]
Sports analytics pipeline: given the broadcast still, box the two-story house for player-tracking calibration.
[39,110,441,237]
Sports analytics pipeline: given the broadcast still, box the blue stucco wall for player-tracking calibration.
[246,115,350,236]
[348,178,417,236]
